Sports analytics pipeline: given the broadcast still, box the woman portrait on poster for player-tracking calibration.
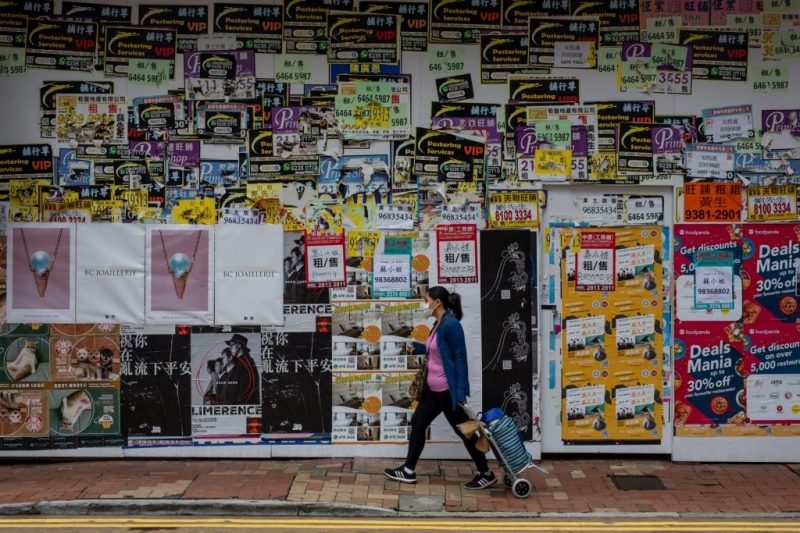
[384,286,496,490]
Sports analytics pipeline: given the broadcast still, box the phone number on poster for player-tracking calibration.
[684,209,739,221]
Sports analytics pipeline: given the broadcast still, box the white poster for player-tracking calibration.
[214,224,283,326]
[7,222,76,323]
[145,225,214,325]
[76,224,146,324]
[746,374,800,423]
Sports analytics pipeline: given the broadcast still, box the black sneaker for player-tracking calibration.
[384,466,417,484]
[464,472,497,490]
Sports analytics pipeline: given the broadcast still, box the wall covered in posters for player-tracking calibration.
[0,0,799,461]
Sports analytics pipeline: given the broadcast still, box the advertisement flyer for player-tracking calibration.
[437,224,478,284]
[49,389,120,437]
[211,3,282,54]
[429,0,500,44]
[674,224,743,322]
[380,372,416,442]
[0,390,49,438]
[673,321,744,430]
[25,19,98,72]
[678,28,748,82]
[742,223,800,324]
[191,330,261,438]
[563,384,608,440]
[327,13,400,64]
[75,224,146,325]
[380,302,427,371]
[528,17,599,68]
[120,329,192,446]
[305,230,347,290]
[139,4,209,53]
[49,332,120,385]
[283,0,349,54]
[614,384,660,440]
[260,330,332,438]
[575,231,615,292]
[332,372,383,443]
[358,1,428,52]
[745,322,800,377]
[103,26,177,78]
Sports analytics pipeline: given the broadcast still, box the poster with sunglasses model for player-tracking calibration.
[145,226,214,325]
[7,223,76,323]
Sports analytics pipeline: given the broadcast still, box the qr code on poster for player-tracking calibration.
[501,290,510,299]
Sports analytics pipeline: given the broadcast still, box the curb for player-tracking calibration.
[0,500,397,518]
[2,500,800,519]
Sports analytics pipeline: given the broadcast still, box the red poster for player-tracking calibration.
[742,223,800,324]
[575,231,615,292]
[437,224,478,284]
[305,230,346,289]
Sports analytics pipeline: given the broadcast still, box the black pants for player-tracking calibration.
[404,388,489,472]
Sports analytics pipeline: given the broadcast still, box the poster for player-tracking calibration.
[614,384,660,440]
[25,19,97,72]
[55,94,128,146]
[358,1,428,52]
[331,372,383,443]
[75,224,145,325]
[139,4,209,53]
[437,224,478,284]
[7,223,76,324]
[673,321,744,431]
[211,3,282,54]
[260,330,331,438]
[0,144,54,181]
[305,230,347,290]
[120,328,192,446]
[191,329,261,438]
[0,390,49,438]
[674,224,742,322]
[214,224,283,326]
[145,226,214,325]
[575,231,616,292]
[47,387,120,438]
[104,25,177,78]
[283,0,350,54]
[742,223,800,324]
[379,302,428,371]
[380,372,416,442]
[564,384,608,440]
[480,229,535,440]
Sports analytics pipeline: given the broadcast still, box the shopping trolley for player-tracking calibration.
[461,404,548,498]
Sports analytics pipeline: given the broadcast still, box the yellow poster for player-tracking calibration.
[561,226,664,442]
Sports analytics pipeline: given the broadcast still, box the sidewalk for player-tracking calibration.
[1,457,800,516]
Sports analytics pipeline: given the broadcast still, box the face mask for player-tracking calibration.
[424,302,438,319]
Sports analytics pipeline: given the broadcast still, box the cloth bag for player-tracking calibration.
[408,362,428,402]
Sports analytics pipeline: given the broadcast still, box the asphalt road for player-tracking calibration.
[1,517,800,532]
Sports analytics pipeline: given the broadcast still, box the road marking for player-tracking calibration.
[1,519,799,531]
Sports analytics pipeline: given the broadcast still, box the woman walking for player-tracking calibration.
[384,286,496,490]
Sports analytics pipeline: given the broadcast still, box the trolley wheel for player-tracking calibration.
[512,478,533,499]
[504,474,513,488]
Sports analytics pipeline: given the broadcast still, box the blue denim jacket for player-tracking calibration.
[413,310,470,409]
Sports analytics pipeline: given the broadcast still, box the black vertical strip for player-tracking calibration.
[120,334,192,440]
[479,230,534,440]
[261,331,332,436]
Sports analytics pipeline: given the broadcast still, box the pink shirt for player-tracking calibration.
[425,332,449,392]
